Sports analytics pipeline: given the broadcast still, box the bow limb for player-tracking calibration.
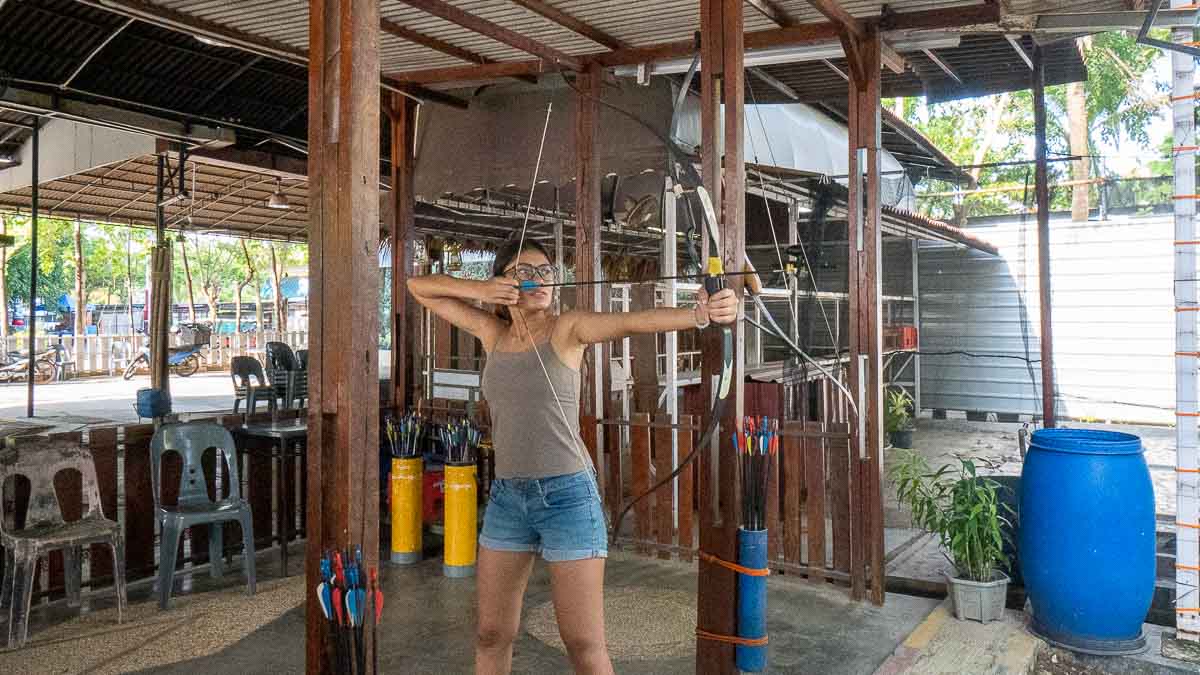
[610,322,732,543]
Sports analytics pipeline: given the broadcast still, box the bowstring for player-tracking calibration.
[513,103,594,474]
[745,76,837,351]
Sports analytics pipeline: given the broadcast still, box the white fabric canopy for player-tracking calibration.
[674,98,915,211]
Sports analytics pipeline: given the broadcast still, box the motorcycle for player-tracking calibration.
[0,347,59,384]
[122,343,207,380]
[123,323,211,381]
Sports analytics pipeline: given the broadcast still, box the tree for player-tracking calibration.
[73,218,85,359]
[234,239,256,335]
[906,33,1164,221]
[190,237,237,327]
[178,233,197,323]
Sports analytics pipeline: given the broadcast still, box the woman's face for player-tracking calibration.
[503,248,555,312]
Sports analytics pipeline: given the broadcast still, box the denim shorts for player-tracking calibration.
[479,469,608,562]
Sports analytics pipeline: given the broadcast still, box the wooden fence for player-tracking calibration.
[3,331,309,376]
[0,410,304,603]
[587,378,864,589]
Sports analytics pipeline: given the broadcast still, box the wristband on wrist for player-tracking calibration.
[693,304,710,329]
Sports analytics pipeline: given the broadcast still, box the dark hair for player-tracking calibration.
[491,238,554,323]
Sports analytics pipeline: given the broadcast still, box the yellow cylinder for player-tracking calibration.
[389,457,423,565]
[442,463,477,577]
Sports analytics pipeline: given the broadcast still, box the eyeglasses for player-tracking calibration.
[505,263,558,282]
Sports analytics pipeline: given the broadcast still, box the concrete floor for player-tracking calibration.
[141,552,938,675]
[0,372,236,427]
[1,546,941,674]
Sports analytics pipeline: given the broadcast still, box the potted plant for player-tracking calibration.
[885,389,914,449]
[889,449,1011,623]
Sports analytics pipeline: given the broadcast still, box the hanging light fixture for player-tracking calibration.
[267,178,291,210]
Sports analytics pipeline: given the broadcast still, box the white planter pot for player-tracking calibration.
[944,570,1009,624]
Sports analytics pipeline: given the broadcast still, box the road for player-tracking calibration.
[0,371,236,425]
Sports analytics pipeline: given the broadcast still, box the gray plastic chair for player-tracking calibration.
[231,356,276,414]
[0,438,126,648]
[150,422,256,609]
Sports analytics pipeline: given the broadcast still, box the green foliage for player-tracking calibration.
[908,32,1165,221]
[885,389,913,434]
[889,450,1011,582]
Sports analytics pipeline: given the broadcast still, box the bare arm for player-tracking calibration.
[563,288,740,346]
[406,275,516,351]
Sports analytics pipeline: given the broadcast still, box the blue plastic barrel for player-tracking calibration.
[735,527,767,672]
[136,388,171,418]
[1019,429,1154,655]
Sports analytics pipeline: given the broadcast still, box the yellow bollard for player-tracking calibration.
[390,457,423,565]
[442,462,477,578]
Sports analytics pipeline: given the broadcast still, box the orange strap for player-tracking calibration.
[1178,521,1200,529]
[699,551,771,577]
[1173,92,1200,101]
[1179,608,1200,613]
[1176,146,1200,153]
[1176,241,1200,246]
[1178,468,1200,473]
[1173,195,1200,200]
[1177,412,1200,417]
[1177,308,1200,313]
[1177,563,1200,571]
[695,628,768,646]
[1177,351,1200,356]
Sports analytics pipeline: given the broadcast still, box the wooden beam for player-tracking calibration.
[382,77,470,108]
[388,60,551,84]
[574,61,604,496]
[381,17,539,84]
[746,0,794,26]
[396,0,583,70]
[306,0,381,673]
[1032,44,1056,428]
[697,0,744,672]
[806,0,865,38]
[879,40,907,74]
[381,17,489,64]
[922,48,963,86]
[846,26,885,606]
[1005,34,1035,70]
[508,0,628,50]
[389,93,417,413]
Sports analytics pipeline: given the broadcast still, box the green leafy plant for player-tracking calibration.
[885,389,913,435]
[889,449,1010,582]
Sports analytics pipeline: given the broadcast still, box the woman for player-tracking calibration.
[407,238,738,675]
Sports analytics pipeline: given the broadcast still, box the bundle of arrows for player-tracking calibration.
[386,412,426,459]
[316,546,384,674]
[735,416,779,531]
[440,418,481,464]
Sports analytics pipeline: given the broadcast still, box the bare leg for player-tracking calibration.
[476,546,535,675]
[548,558,613,675]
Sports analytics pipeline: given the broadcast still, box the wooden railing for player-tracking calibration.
[1,331,309,376]
[586,378,862,589]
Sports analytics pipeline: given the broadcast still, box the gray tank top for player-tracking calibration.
[481,341,590,479]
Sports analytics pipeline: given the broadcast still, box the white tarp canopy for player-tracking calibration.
[675,98,916,211]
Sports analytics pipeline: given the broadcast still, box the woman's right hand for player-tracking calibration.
[478,276,520,306]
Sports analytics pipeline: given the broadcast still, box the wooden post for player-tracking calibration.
[306,0,381,672]
[575,61,605,494]
[389,93,417,413]
[1032,44,1056,428]
[697,0,745,671]
[846,27,885,605]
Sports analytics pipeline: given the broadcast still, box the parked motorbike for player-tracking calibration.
[122,323,211,381]
[0,348,59,384]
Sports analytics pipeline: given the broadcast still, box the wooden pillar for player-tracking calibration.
[305,0,380,672]
[1032,44,1056,428]
[846,27,885,605]
[630,283,659,415]
[388,94,417,413]
[575,61,605,489]
[697,0,745,671]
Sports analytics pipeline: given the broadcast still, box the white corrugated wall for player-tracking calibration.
[919,212,1175,425]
